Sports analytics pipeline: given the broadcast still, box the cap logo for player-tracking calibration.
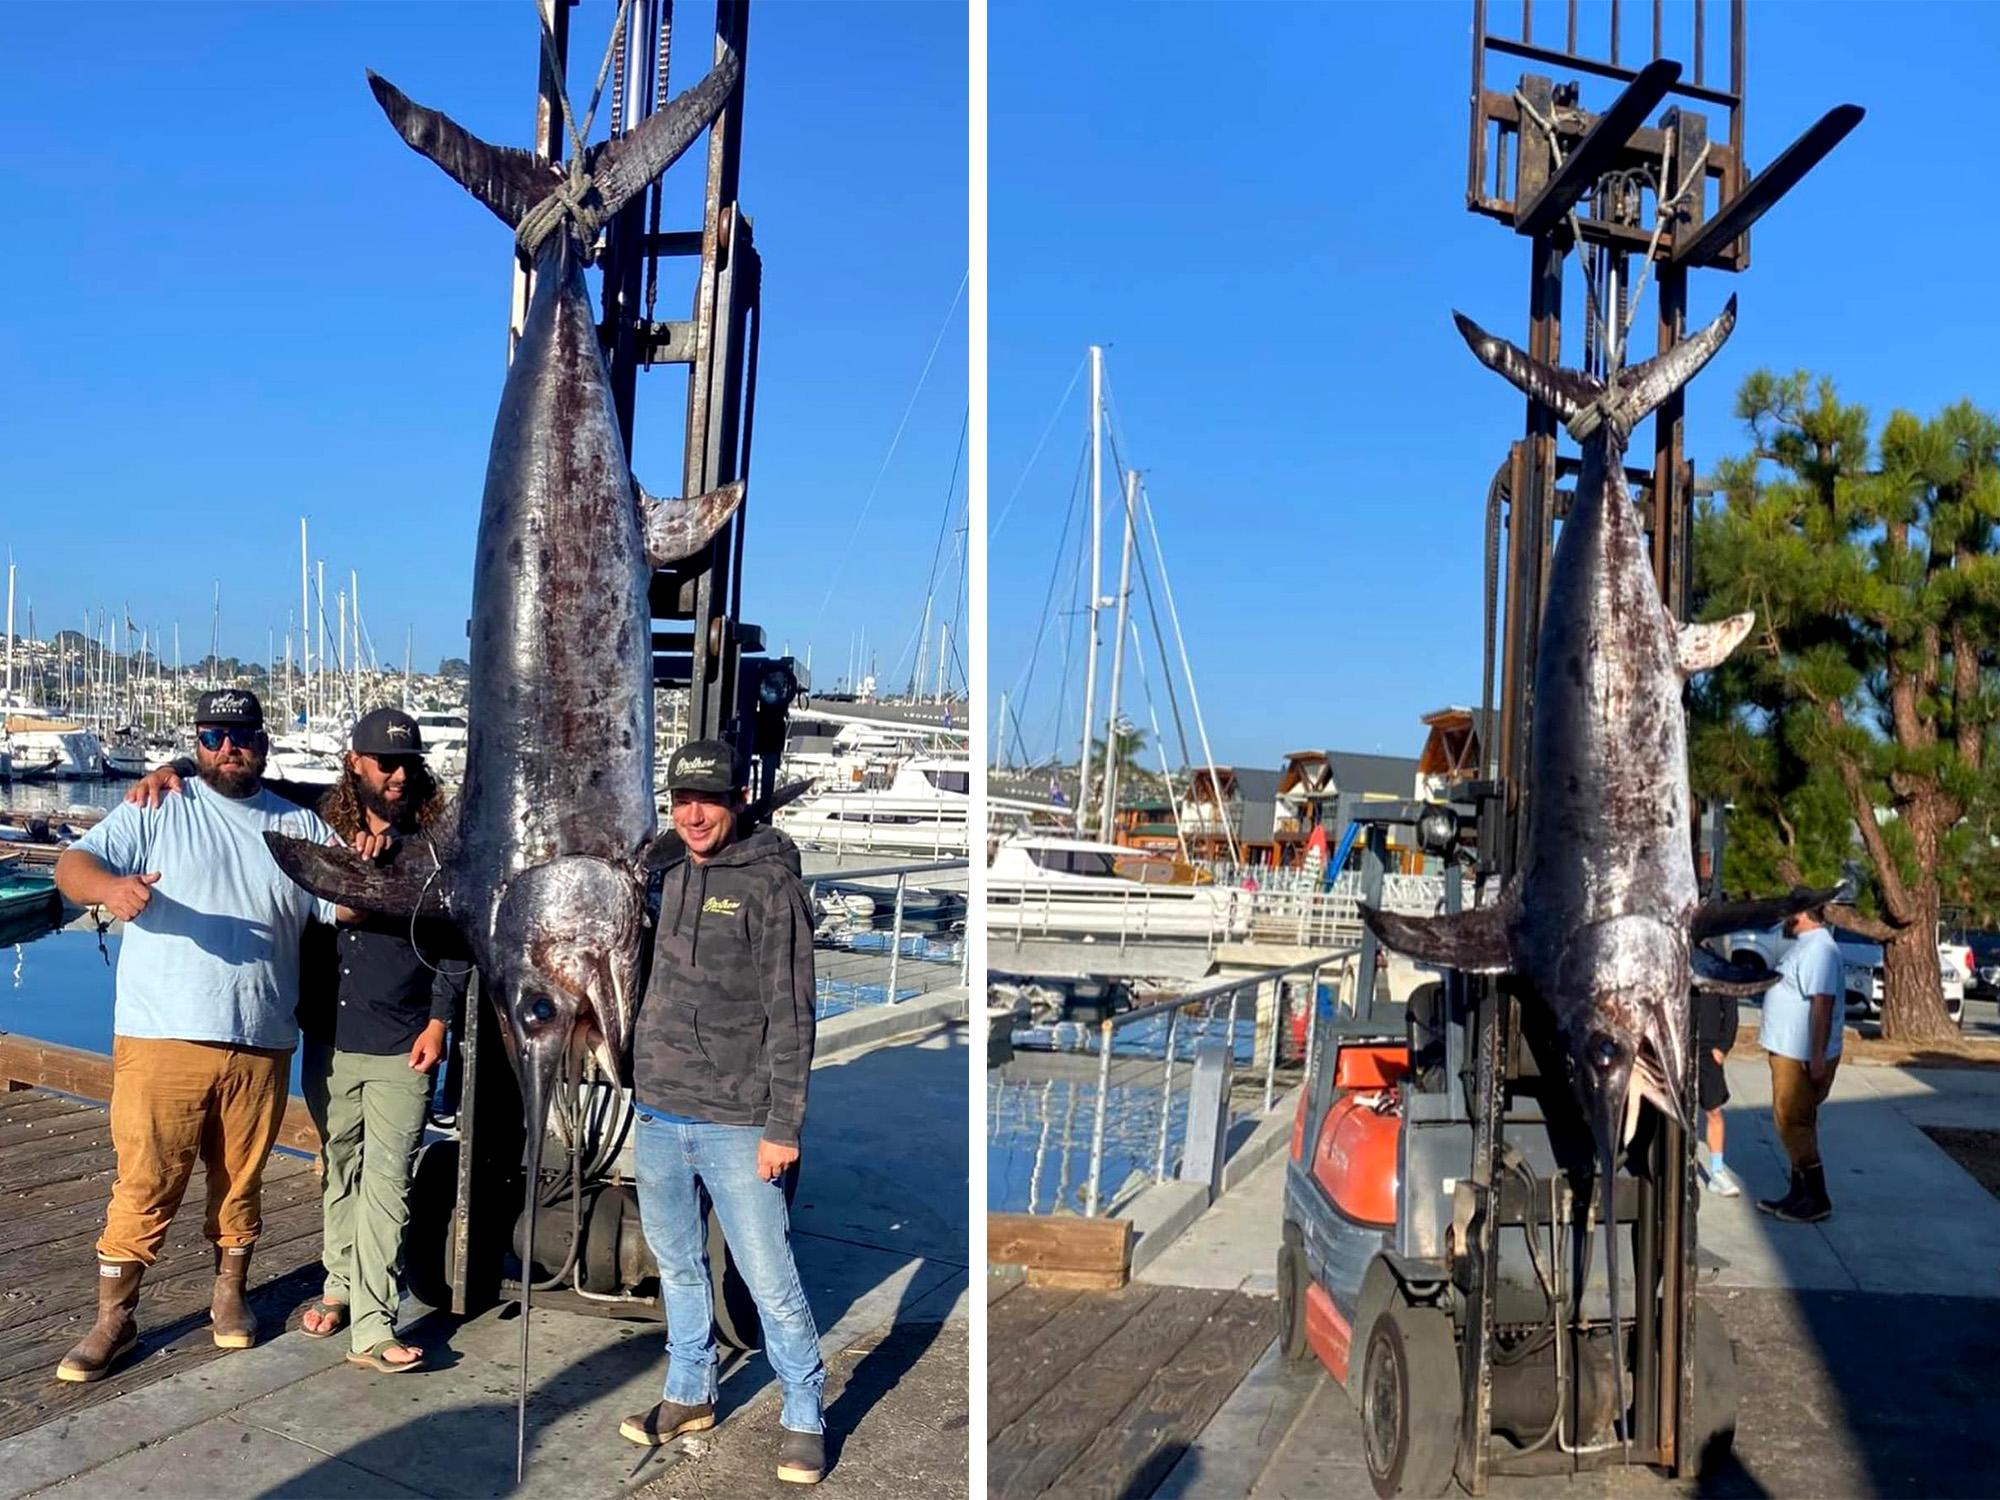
[386,723,414,743]
[677,754,720,775]
[208,692,249,714]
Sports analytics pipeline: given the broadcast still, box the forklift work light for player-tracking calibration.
[1416,803,1459,856]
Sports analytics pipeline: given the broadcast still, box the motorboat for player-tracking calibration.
[776,756,974,858]
[2,708,105,780]
[986,833,1249,944]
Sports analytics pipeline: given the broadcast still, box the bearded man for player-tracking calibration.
[52,690,375,1381]
[128,707,470,1372]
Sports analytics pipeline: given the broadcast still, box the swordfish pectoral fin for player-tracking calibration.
[1690,884,1842,942]
[1451,311,1604,422]
[1359,890,1517,974]
[1690,946,1781,996]
[1676,611,1755,676]
[264,833,453,919]
[640,480,746,568]
[586,52,741,219]
[365,72,560,229]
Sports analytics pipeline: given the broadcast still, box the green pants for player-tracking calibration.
[301,1039,430,1353]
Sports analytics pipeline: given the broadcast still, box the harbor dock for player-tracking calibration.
[0,982,969,1499]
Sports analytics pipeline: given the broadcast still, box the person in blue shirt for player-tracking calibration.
[50,690,379,1383]
[1754,891,1845,1223]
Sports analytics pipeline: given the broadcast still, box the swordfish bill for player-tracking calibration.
[1359,295,1831,1445]
[262,52,742,1477]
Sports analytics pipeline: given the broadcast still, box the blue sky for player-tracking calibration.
[0,3,965,696]
[990,1,2000,772]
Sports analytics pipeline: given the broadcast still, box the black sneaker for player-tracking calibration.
[619,1400,716,1447]
[777,1428,825,1485]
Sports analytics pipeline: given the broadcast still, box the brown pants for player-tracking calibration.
[98,1037,291,1265]
[1768,1052,1839,1171]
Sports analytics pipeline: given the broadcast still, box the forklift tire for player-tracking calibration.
[1277,1228,1310,1362]
[1688,1297,1740,1475]
[1360,1302,1460,1500]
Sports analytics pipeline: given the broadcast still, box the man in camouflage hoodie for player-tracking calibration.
[620,740,826,1485]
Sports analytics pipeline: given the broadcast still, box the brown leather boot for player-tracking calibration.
[55,1259,144,1382]
[210,1244,257,1349]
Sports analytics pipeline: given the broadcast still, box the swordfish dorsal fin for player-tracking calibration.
[1451,312,1603,422]
[1676,611,1755,676]
[366,72,559,229]
[1359,884,1518,974]
[641,480,745,568]
[265,832,454,919]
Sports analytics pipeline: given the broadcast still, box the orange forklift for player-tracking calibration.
[1276,799,1736,1497]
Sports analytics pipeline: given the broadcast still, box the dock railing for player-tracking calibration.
[804,857,969,1014]
[1057,947,1354,1216]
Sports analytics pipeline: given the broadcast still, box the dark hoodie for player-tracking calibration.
[630,825,817,1146]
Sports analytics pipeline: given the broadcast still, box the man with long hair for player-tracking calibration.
[55,691,373,1382]
[131,707,468,1371]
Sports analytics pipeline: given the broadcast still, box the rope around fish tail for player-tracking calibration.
[517,0,635,260]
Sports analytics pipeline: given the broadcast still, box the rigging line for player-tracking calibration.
[1138,478,1238,864]
[1048,481,1093,764]
[816,270,969,617]
[1124,616,1192,863]
[889,409,970,689]
[1007,434,1091,743]
[1127,498,1197,784]
[991,353,1089,538]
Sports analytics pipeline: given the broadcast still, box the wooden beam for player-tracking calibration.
[989,1211,1133,1290]
[0,1034,322,1154]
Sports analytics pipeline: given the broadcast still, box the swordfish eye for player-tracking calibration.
[1587,1031,1625,1072]
[519,994,558,1032]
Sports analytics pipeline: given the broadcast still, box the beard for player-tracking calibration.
[355,775,408,828]
[198,747,266,799]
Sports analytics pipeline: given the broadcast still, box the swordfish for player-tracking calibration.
[262,53,743,1473]
[1360,297,1830,1441]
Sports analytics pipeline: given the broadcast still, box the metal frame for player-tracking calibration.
[1452,2,1860,1487]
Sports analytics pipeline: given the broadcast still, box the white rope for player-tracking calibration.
[992,354,1089,537]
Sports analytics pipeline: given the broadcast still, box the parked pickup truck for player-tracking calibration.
[1704,923,1964,1027]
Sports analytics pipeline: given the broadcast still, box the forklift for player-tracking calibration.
[395,0,806,1349]
[1277,5,1859,1493]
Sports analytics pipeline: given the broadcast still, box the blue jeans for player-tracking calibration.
[631,1112,825,1433]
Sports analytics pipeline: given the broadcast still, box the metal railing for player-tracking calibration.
[805,857,968,1012]
[1052,948,1353,1215]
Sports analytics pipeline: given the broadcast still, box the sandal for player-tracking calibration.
[346,1339,424,1373]
[300,1300,348,1339]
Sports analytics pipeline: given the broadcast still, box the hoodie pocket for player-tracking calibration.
[677,1001,768,1103]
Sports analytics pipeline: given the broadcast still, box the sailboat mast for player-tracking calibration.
[1076,344,1105,837]
[4,561,14,706]
[1099,466,1137,840]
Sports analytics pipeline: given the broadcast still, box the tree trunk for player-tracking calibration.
[1879,908,1957,1044]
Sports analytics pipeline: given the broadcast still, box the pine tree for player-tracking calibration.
[1692,373,2000,1042]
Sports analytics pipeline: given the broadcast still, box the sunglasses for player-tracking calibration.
[365,753,423,774]
[196,726,263,752]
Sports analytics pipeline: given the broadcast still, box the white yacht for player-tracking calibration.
[986,833,1249,944]
[776,756,974,858]
[2,707,105,780]
[413,710,469,780]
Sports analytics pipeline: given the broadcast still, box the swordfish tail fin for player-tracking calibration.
[1452,311,1604,422]
[366,49,738,234]
[1606,295,1738,432]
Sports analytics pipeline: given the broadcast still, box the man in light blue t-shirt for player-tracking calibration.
[51,689,372,1383]
[1754,891,1845,1224]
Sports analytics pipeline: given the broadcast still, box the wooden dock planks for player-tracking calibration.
[987,1283,1274,1500]
[0,1088,329,1444]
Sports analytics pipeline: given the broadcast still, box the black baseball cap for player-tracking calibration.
[352,708,424,756]
[667,739,741,794]
[193,689,263,728]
